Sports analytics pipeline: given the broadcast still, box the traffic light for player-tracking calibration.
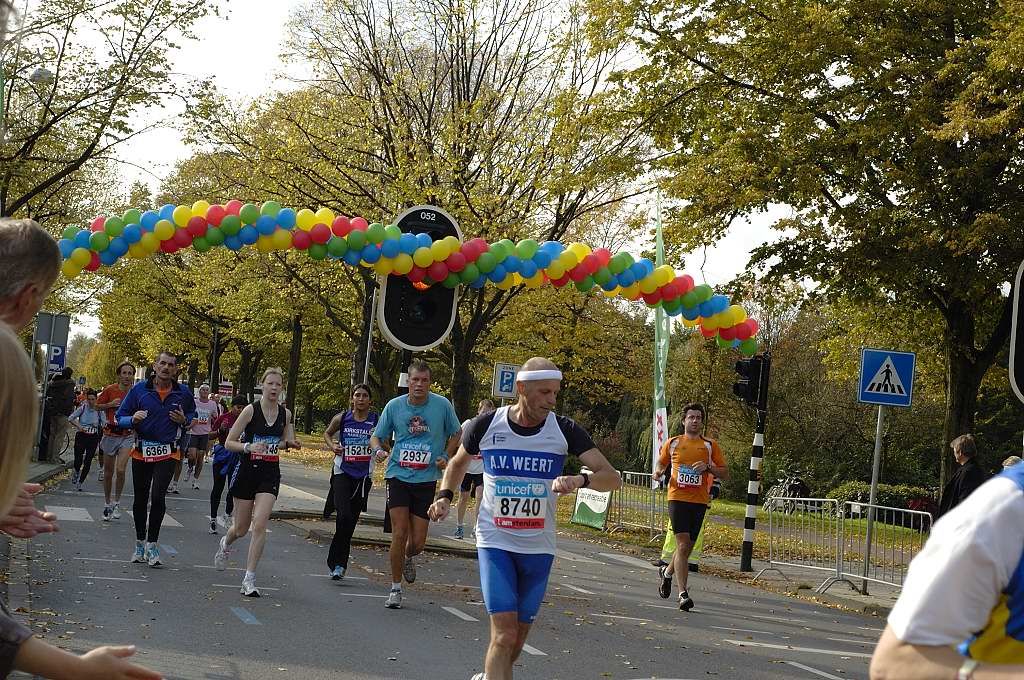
[377,205,462,351]
[733,354,771,411]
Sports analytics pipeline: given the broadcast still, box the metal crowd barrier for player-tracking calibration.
[606,471,666,542]
[754,497,849,593]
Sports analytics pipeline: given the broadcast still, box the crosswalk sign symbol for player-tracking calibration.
[859,348,915,407]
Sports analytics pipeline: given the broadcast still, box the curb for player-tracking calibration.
[280,519,479,559]
[795,586,893,617]
[27,462,69,485]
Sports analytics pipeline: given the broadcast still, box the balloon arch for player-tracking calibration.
[57,199,760,355]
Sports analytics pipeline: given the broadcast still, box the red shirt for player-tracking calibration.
[97,384,129,435]
[212,411,239,447]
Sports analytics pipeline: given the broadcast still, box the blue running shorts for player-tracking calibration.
[478,547,555,624]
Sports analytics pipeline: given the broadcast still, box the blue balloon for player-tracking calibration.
[74,230,91,249]
[627,262,645,280]
[681,306,700,321]
[502,255,521,273]
[416,232,433,250]
[99,250,118,266]
[276,207,296,230]
[58,239,74,258]
[731,339,741,347]
[470,276,486,289]
[238,225,259,245]
[617,270,635,288]
[532,251,551,269]
[519,260,538,278]
[140,211,159,231]
[540,240,563,255]
[224,235,243,251]
[710,294,730,314]
[343,249,362,266]
[600,278,618,292]
[380,239,400,258]
[399,233,418,255]
[698,300,715,318]
[637,258,655,277]
[255,215,276,235]
[108,237,129,257]
[361,244,381,264]
[487,264,507,283]
[122,224,142,244]
[158,204,175,221]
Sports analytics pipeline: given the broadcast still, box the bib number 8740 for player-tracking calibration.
[500,497,542,517]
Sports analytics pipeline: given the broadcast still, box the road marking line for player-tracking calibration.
[784,661,846,679]
[826,637,874,645]
[159,544,177,556]
[75,557,125,563]
[641,604,677,611]
[591,613,652,623]
[305,574,370,581]
[597,553,659,570]
[561,584,595,595]
[278,484,324,501]
[520,643,546,656]
[230,607,261,625]
[213,583,281,591]
[555,549,604,564]
[338,593,388,599]
[79,576,148,582]
[710,625,773,635]
[723,640,871,658]
[161,514,182,527]
[45,506,94,522]
[745,613,808,624]
[442,606,479,621]
[858,625,884,632]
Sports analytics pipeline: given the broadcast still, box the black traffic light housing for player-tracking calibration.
[733,353,771,411]
[377,205,462,351]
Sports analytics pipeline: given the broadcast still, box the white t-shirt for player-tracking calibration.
[888,475,1024,648]
[463,418,484,475]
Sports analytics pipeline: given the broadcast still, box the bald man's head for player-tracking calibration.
[519,357,559,373]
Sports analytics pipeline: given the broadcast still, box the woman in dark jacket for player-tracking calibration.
[937,433,987,518]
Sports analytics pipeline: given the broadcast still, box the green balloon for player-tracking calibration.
[327,236,348,257]
[220,215,241,236]
[619,252,634,267]
[308,243,327,260]
[594,267,613,286]
[477,252,497,273]
[384,224,401,240]
[693,284,713,303]
[608,254,627,275]
[260,201,282,217]
[89,231,110,251]
[205,227,224,246]
[347,229,366,250]
[460,263,480,283]
[514,239,539,260]
[442,273,461,289]
[122,209,141,226]
[239,203,260,225]
[366,223,386,244]
[62,226,78,239]
[663,298,681,313]
[495,240,515,259]
[193,236,210,252]
[740,338,758,356]
[574,275,595,292]
[716,336,733,348]
[104,217,125,236]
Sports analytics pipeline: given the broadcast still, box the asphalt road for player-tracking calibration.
[10,464,880,679]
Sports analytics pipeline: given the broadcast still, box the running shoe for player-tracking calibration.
[71,471,79,486]
[112,503,122,519]
[650,558,668,567]
[130,542,145,563]
[75,482,83,492]
[218,513,231,529]
[403,556,416,584]
[98,469,104,482]
[209,519,217,534]
[192,480,200,490]
[658,565,672,599]
[678,590,694,612]
[184,467,191,482]
[146,543,162,567]
[240,575,260,597]
[330,566,344,580]
[214,536,230,571]
[454,524,464,540]
[171,482,181,494]
[102,505,112,522]
[384,588,402,609]
[470,674,486,680]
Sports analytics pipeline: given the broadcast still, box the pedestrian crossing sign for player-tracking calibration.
[859,348,915,407]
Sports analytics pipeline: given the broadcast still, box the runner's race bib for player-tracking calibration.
[195,411,211,424]
[493,479,547,530]
[140,439,173,462]
[250,434,280,462]
[81,425,97,435]
[677,465,702,488]
[397,445,431,469]
[343,443,370,463]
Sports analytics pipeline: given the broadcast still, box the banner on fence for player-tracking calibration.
[571,487,612,529]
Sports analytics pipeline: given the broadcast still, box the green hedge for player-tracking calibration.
[825,481,933,510]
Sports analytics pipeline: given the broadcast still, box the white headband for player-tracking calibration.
[516,369,563,381]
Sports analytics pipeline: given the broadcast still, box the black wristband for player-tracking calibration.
[580,473,591,488]
[436,489,455,502]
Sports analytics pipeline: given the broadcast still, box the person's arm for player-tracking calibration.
[14,636,162,680]
[283,408,301,449]
[324,414,343,453]
[709,443,729,480]
[369,403,392,460]
[225,406,254,453]
[653,440,671,480]
[553,447,621,494]
[69,404,84,431]
[115,388,139,430]
[870,625,1024,679]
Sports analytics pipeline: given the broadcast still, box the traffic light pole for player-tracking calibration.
[396,349,412,396]
[740,407,768,572]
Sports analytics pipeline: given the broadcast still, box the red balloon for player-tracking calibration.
[746,318,760,336]
[445,251,467,272]
[568,266,588,282]
[85,252,101,271]
[471,237,489,252]
[551,274,570,288]
[592,248,612,266]
[310,223,331,244]
[642,290,662,305]
[173,228,193,247]
[207,205,226,226]
[700,326,716,338]
[159,240,178,254]
[735,322,753,341]
[427,262,449,281]
[350,216,368,231]
[90,216,106,232]
[719,325,737,341]
[225,199,242,216]
[661,282,678,300]
[677,274,694,294]
[408,266,427,283]
[292,230,312,250]
[186,216,208,237]
[461,243,479,262]
[332,216,352,237]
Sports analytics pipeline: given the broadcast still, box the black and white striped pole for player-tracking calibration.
[734,353,770,572]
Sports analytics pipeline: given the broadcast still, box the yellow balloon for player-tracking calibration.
[546,262,566,280]
[655,265,674,287]
[703,314,721,331]
[374,257,394,275]
[61,260,81,277]
[128,243,147,258]
[622,283,640,298]
[255,235,274,253]
[393,253,414,275]
[557,251,578,270]
[191,200,211,217]
[602,286,620,297]
[496,275,516,290]
[412,247,434,268]
[315,207,335,226]
[154,219,175,241]
[728,304,747,325]
[172,205,192,227]
[681,316,700,327]
[271,229,292,250]
[567,242,590,260]
[525,272,545,289]
[638,275,659,294]
[140,232,159,252]
[296,208,316,231]
[442,235,461,252]
[70,247,92,267]
[430,240,449,262]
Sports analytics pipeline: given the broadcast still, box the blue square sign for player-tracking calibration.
[859,348,916,407]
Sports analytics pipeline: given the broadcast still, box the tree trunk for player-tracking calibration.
[237,343,263,399]
[351,274,376,387]
[450,319,474,418]
[186,359,199,389]
[286,315,302,415]
[303,387,314,434]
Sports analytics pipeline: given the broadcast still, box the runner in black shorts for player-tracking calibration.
[213,367,301,597]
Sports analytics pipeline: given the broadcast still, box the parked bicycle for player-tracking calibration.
[762,471,811,514]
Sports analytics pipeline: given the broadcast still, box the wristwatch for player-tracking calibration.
[957,658,979,680]
[579,472,591,488]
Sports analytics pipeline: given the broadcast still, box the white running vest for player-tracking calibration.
[463,419,484,475]
[476,407,568,555]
